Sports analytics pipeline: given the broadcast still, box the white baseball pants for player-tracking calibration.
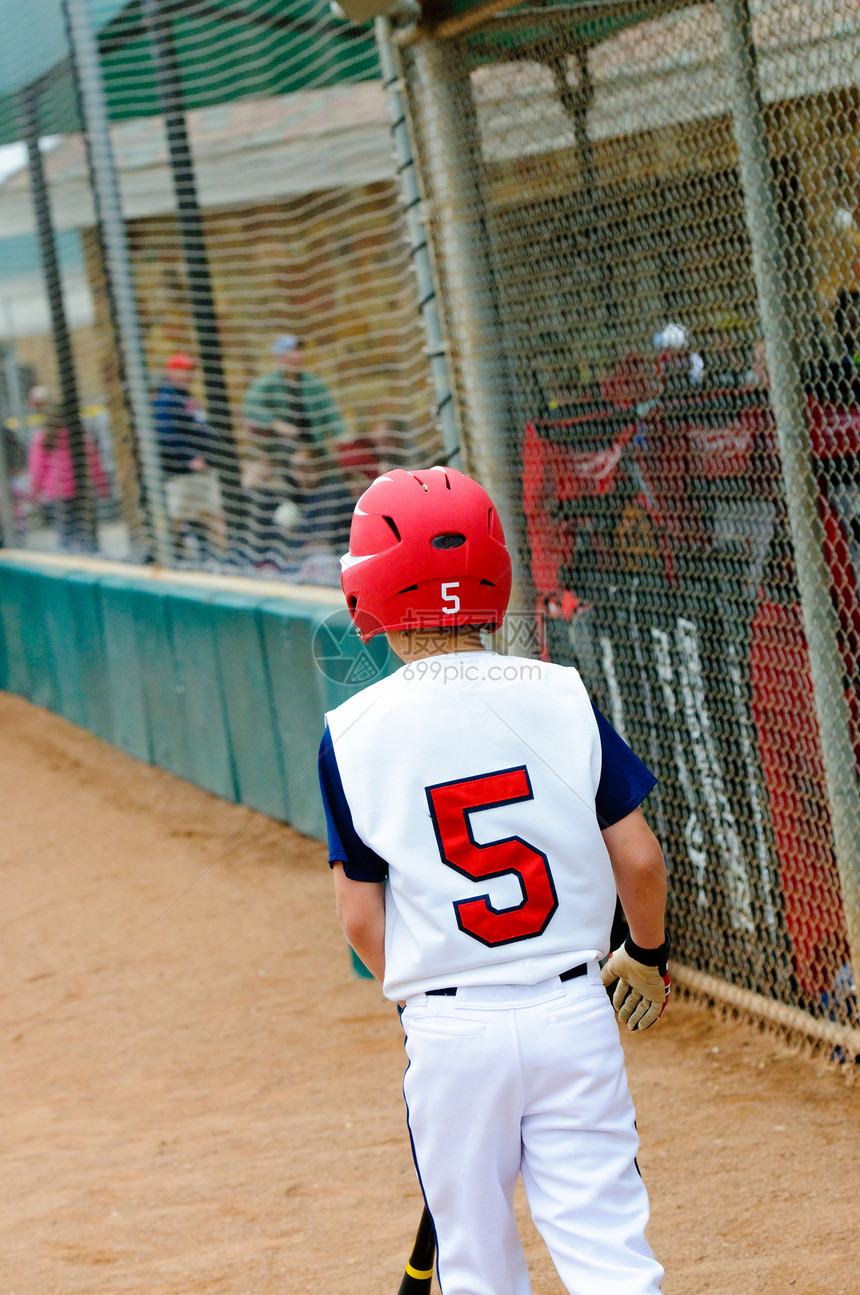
[401,963,664,1295]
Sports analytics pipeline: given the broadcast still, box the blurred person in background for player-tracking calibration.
[371,415,413,470]
[806,289,860,407]
[240,334,343,566]
[0,423,28,542]
[28,402,109,552]
[153,352,225,563]
[270,441,354,584]
[829,288,860,404]
[25,385,49,444]
[336,436,380,498]
[3,382,50,540]
[652,321,704,391]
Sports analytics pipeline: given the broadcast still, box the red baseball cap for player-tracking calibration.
[166,352,195,371]
[336,437,380,480]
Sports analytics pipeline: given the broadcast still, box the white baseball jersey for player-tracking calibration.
[319,650,656,1002]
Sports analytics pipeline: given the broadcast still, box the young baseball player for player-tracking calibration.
[318,466,668,1295]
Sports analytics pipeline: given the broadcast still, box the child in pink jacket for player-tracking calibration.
[28,406,110,551]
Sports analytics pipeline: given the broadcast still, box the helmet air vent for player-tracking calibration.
[397,584,419,595]
[383,515,401,541]
[431,532,466,550]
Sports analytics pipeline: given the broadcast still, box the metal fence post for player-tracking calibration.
[717,0,860,974]
[62,0,172,566]
[18,84,96,551]
[409,37,532,627]
[375,17,461,468]
[141,0,243,553]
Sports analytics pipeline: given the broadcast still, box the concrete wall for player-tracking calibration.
[0,554,394,843]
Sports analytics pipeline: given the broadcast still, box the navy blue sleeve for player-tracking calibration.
[592,704,657,827]
[318,726,388,883]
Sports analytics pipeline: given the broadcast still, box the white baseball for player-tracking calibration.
[273,500,302,531]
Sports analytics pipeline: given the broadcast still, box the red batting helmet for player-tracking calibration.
[341,466,512,642]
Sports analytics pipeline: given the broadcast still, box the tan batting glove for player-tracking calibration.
[601,935,670,1031]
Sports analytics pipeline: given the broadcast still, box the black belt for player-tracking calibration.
[426,963,588,997]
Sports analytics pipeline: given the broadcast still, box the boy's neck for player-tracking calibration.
[386,626,486,663]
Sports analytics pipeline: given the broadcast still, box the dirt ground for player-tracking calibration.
[1,691,858,1295]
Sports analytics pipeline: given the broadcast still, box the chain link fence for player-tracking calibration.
[2,0,859,1054]
[0,0,442,577]
[396,0,860,1055]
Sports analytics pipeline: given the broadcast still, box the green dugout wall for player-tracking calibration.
[0,553,394,843]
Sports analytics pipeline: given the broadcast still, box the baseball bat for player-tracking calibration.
[397,1204,436,1294]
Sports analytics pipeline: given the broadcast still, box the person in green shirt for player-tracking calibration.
[240,334,344,567]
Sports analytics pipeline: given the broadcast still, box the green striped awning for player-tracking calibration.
[0,0,379,145]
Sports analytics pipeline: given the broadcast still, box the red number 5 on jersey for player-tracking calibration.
[425,766,558,947]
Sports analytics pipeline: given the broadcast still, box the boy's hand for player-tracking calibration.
[601,936,670,1031]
